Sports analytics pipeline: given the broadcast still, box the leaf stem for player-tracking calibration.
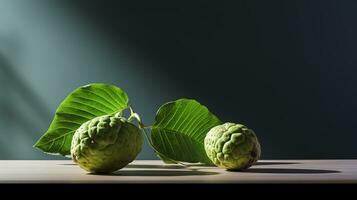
[127,105,142,124]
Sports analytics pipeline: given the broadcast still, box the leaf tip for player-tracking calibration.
[32,138,41,148]
[32,140,44,151]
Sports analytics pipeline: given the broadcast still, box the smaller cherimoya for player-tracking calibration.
[204,122,261,170]
[71,114,143,173]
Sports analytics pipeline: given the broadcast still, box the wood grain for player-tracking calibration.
[0,160,356,183]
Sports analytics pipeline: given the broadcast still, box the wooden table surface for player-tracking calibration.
[0,160,356,183]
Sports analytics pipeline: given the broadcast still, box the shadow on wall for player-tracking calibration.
[0,38,52,159]
[64,0,357,159]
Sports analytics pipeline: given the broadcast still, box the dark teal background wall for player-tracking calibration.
[0,0,356,159]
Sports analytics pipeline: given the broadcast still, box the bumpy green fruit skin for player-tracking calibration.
[204,123,261,170]
[71,115,143,173]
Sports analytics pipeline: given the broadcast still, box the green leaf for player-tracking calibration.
[151,99,222,164]
[154,151,179,164]
[34,83,129,156]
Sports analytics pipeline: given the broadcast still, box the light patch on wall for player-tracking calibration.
[0,0,178,159]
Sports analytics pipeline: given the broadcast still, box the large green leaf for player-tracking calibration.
[34,83,129,156]
[151,99,222,164]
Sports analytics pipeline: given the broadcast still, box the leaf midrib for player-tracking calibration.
[36,130,75,146]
